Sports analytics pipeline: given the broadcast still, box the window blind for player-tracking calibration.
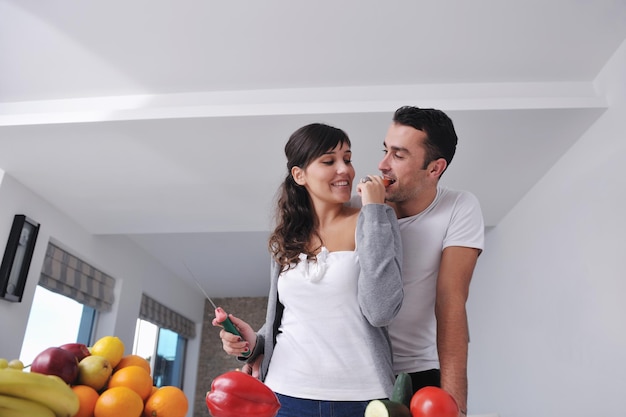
[139,293,196,339]
[39,242,116,312]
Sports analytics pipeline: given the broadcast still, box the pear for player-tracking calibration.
[77,355,112,391]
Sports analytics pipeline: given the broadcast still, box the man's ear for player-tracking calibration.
[429,158,447,179]
[291,166,305,185]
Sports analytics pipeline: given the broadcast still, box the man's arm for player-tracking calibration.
[436,245,480,416]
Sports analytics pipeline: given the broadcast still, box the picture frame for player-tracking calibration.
[0,214,40,302]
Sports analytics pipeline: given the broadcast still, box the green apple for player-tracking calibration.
[77,355,112,391]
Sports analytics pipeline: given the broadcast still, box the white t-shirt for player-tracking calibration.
[389,186,484,373]
[264,247,388,400]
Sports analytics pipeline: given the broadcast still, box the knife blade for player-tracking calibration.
[183,262,250,357]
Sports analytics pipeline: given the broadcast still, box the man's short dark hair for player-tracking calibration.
[393,106,458,170]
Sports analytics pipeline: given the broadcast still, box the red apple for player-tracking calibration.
[30,347,79,384]
[59,342,91,362]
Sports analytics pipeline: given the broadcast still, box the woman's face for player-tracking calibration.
[292,142,355,204]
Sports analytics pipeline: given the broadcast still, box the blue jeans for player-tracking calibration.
[276,393,369,417]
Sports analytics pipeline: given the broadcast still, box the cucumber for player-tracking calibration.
[391,372,413,407]
[364,399,411,417]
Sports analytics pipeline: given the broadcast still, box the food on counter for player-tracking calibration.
[206,370,281,417]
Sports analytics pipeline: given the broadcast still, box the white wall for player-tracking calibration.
[467,39,626,416]
[0,173,204,417]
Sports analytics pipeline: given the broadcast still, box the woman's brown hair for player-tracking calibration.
[268,123,351,271]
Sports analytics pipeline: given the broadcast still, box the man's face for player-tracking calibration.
[378,122,430,203]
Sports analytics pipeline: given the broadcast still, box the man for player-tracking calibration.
[380,106,485,417]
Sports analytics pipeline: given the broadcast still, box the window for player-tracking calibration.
[135,294,195,389]
[133,319,187,388]
[20,285,97,365]
[20,241,111,366]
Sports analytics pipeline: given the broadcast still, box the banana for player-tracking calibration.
[0,370,79,417]
[0,393,56,417]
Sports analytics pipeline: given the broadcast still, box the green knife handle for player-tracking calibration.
[221,317,250,357]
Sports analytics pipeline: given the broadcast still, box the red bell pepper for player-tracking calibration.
[206,370,281,417]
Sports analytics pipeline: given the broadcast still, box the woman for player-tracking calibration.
[214,123,403,417]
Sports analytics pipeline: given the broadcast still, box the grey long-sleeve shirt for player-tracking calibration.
[245,203,403,398]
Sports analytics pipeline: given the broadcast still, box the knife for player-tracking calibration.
[183,263,250,357]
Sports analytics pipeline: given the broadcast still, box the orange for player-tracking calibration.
[91,336,125,368]
[72,384,99,417]
[95,386,143,417]
[143,386,188,417]
[114,354,151,374]
[108,365,153,401]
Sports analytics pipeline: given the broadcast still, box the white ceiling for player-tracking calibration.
[1,1,625,297]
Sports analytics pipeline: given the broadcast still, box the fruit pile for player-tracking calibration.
[0,336,188,417]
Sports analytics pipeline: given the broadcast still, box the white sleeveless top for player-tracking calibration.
[263,247,387,400]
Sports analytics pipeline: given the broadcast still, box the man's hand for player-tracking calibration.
[241,355,264,378]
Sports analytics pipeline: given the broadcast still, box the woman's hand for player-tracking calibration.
[356,175,387,205]
[212,308,257,356]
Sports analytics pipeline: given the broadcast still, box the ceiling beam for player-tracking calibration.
[0,82,607,127]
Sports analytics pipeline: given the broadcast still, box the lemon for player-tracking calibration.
[90,336,125,368]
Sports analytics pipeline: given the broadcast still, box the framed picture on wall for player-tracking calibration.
[0,215,40,302]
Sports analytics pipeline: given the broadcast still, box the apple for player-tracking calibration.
[77,355,112,391]
[59,342,91,362]
[30,347,79,384]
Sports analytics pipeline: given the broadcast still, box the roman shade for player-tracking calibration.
[139,293,196,339]
[39,242,116,312]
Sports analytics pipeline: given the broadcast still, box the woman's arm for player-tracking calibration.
[356,203,404,326]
